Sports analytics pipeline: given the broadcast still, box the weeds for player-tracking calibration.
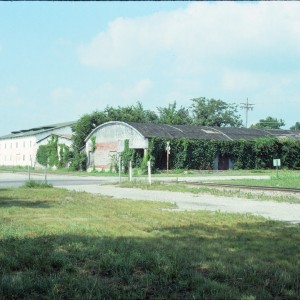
[121,180,300,204]
[215,172,300,189]
[0,187,299,299]
[24,180,53,188]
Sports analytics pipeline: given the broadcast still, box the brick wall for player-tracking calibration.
[94,142,118,170]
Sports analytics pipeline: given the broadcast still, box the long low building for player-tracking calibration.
[0,121,75,168]
[2,120,300,170]
[85,121,300,171]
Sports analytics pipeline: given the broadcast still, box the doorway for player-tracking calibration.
[218,155,229,170]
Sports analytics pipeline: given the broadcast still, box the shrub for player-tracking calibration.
[24,180,53,188]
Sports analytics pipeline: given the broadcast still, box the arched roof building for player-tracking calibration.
[85,121,300,171]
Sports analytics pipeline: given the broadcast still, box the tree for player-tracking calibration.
[251,116,285,129]
[190,97,242,127]
[103,101,158,124]
[70,102,159,170]
[71,111,108,151]
[290,122,300,130]
[36,135,61,167]
[36,145,49,167]
[157,101,192,125]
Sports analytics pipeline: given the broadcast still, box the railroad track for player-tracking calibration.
[179,181,300,194]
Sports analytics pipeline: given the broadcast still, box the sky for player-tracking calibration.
[1,1,300,136]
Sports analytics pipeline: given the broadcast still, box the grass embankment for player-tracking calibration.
[0,186,299,299]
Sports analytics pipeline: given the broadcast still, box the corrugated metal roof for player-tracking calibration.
[263,129,300,139]
[126,122,296,141]
[36,134,73,144]
[0,121,76,140]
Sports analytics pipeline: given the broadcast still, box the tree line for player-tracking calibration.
[37,97,299,170]
[72,97,243,151]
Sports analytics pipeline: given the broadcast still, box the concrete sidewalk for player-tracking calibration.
[59,184,300,224]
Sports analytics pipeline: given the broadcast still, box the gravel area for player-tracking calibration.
[59,184,300,224]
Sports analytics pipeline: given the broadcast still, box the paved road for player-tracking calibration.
[60,184,300,224]
[0,172,117,188]
[0,172,270,188]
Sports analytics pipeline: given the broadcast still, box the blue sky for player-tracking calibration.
[1,1,300,135]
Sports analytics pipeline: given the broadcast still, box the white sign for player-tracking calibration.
[273,159,281,167]
[166,141,171,154]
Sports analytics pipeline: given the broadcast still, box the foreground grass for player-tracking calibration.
[0,187,299,299]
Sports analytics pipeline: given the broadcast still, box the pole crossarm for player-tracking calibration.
[240,98,254,128]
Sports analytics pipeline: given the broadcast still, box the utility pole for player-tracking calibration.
[240,98,254,128]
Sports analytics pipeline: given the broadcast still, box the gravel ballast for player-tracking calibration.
[59,184,300,224]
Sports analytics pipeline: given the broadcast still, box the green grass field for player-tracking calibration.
[0,186,299,299]
[209,171,300,189]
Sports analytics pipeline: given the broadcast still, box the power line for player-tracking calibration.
[240,98,254,128]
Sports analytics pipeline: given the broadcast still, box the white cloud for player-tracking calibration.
[51,87,74,101]
[5,84,19,95]
[221,70,266,92]
[75,2,300,128]
[1,85,24,108]
[78,2,300,73]
[123,79,152,100]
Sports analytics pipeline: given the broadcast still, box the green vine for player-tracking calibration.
[36,135,72,168]
[147,137,300,171]
[91,136,96,152]
[121,140,134,173]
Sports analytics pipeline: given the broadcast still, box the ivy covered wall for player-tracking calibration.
[36,135,72,168]
[123,137,300,172]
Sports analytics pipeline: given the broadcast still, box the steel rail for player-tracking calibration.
[179,181,300,194]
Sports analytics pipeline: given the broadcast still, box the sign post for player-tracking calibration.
[129,160,133,182]
[44,163,48,184]
[28,165,31,182]
[166,141,171,174]
[118,154,121,183]
[147,160,151,185]
[273,158,281,178]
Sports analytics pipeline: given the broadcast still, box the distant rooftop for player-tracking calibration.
[0,121,76,140]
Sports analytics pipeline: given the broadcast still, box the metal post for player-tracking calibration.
[166,141,171,174]
[28,165,31,181]
[44,165,48,184]
[129,160,132,182]
[118,155,121,183]
[167,151,169,174]
[147,161,151,185]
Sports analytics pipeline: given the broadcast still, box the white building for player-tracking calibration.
[0,121,75,168]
